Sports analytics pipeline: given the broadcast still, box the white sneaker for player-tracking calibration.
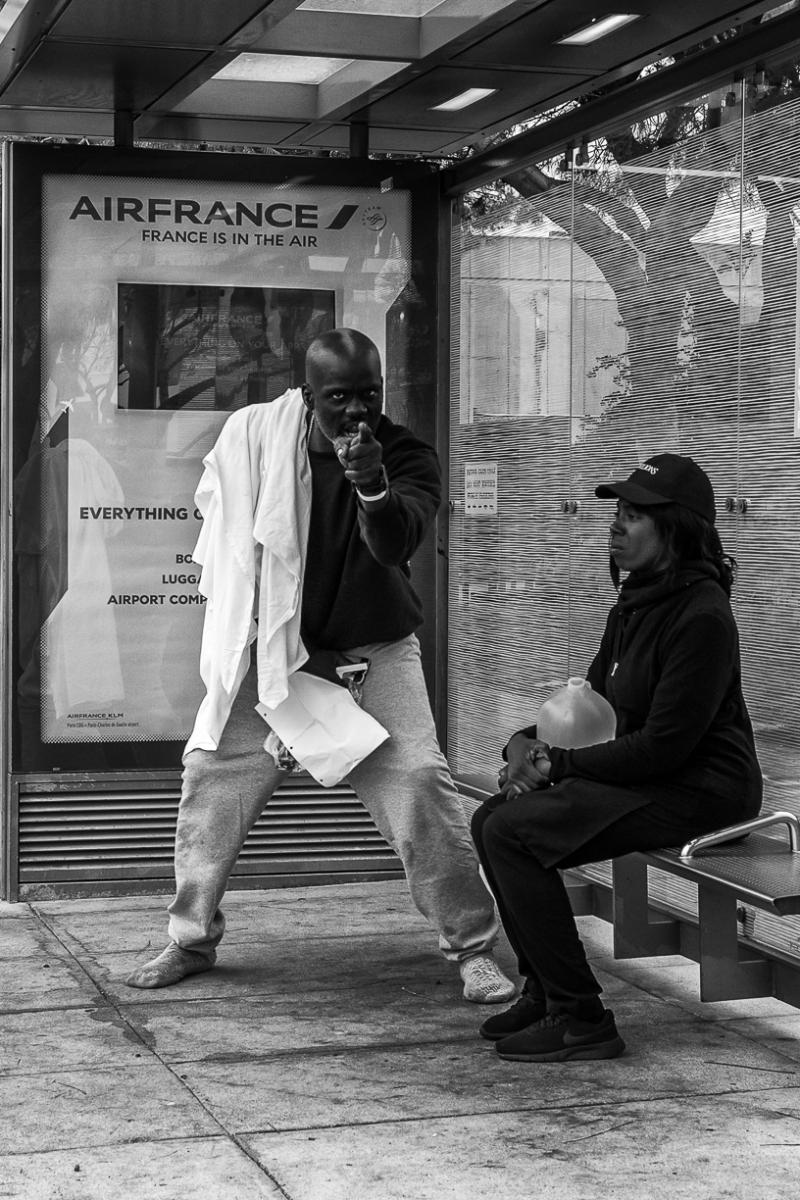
[460,954,517,1004]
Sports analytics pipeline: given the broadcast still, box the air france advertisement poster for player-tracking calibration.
[32,173,410,742]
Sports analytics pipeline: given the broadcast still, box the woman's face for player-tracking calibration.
[609,500,673,575]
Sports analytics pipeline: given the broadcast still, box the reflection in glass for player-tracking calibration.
[448,70,800,802]
[118,284,336,411]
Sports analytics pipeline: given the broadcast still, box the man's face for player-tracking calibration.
[302,347,383,443]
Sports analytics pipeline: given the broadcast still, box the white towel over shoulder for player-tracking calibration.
[185,389,311,753]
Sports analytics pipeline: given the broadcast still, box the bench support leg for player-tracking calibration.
[564,869,596,917]
[612,855,681,958]
[697,886,773,1001]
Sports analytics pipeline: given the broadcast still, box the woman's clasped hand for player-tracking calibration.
[498,733,552,794]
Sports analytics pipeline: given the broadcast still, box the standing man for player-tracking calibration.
[126,328,515,1004]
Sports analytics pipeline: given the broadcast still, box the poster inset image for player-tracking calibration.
[118,283,336,412]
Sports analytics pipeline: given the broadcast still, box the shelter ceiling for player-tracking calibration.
[0,0,789,157]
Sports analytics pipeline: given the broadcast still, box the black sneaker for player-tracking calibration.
[495,1009,625,1062]
[479,993,546,1041]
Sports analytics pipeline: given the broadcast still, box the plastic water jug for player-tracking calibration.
[536,677,617,749]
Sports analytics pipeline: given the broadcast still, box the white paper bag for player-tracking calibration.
[256,672,389,787]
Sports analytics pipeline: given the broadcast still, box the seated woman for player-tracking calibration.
[472,453,762,1063]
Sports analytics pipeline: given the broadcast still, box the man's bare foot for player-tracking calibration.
[124,943,215,989]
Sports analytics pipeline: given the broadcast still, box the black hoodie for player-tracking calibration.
[301,415,440,651]
[547,565,762,819]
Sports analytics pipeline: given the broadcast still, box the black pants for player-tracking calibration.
[471,792,719,1014]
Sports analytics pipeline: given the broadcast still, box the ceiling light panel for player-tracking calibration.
[558,14,642,46]
[433,87,497,111]
[451,2,673,74]
[358,65,584,137]
[215,53,353,85]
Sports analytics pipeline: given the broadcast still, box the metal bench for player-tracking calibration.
[609,811,800,1005]
[459,779,800,1008]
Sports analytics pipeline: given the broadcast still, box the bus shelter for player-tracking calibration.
[3,0,800,1003]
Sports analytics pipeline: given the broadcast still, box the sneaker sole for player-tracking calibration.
[479,1027,510,1042]
[497,1035,626,1063]
[480,1020,542,1042]
[462,988,518,1005]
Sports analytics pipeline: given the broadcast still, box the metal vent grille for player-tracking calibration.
[16,775,400,888]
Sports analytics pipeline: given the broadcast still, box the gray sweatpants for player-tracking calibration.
[167,634,499,962]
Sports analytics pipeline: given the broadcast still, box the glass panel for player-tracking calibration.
[737,85,800,807]
[449,62,800,835]
[448,196,574,784]
[447,57,800,968]
[566,105,746,680]
[448,85,751,784]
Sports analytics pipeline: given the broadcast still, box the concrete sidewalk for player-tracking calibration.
[2,878,800,1199]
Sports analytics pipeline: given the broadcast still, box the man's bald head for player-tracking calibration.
[305,328,382,381]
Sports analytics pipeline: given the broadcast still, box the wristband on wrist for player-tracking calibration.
[355,465,389,502]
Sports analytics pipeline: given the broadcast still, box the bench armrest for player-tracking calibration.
[680,811,800,858]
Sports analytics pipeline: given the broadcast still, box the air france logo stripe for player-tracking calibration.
[326,204,359,229]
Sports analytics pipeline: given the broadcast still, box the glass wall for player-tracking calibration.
[448,66,800,836]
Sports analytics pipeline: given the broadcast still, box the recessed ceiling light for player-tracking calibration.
[215,53,352,85]
[432,87,496,112]
[558,13,641,46]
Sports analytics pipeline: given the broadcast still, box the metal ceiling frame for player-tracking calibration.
[442,4,800,195]
[0,1,791,161]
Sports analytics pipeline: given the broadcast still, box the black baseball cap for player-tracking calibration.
[595,453,716,522]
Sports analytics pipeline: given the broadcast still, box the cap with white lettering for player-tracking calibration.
[595,453,716,522]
